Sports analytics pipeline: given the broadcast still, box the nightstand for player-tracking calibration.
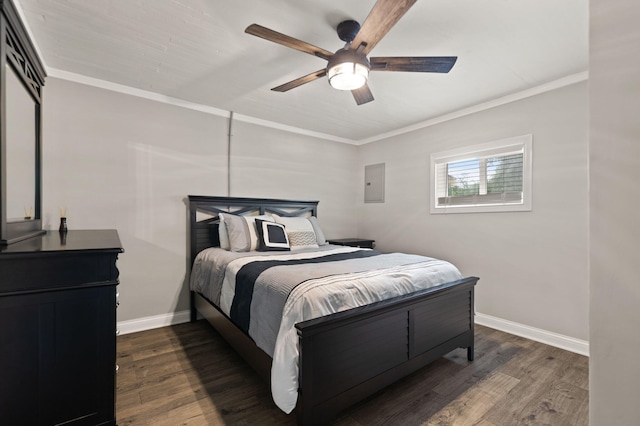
[327,238,375,249]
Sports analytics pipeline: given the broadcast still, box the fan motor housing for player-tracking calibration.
[337,20,360,43]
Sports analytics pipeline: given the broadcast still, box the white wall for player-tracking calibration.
[589,1,640,424]
[228,120,359,237]
[41,75,591,350]
[41,77,358,322]
[357,82,589,341]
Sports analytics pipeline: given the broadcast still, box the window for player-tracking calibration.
[430,134,532,213]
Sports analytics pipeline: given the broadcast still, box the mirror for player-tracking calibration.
[1,0,46,245]
[5,64,36,221]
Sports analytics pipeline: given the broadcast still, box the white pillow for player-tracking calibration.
[308,216,327,246]
[220,213,274,252]
[273,215,319,250]
[218,216,230,250]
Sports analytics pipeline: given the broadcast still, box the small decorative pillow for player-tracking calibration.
[255,219,290,251]
[220,213,274,252]
[273,215,319,250]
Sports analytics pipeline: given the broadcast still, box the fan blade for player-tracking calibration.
[352,83,374,105]
[350,0,417,55]
[370,56,457,73]
[246,24,333,60]
[271,69,327,92]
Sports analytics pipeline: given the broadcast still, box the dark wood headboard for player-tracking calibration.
[187,195,319,267]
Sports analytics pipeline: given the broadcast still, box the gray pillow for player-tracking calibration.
[219,213,251,252]
[309,216,327,246]
[218,216,231,250]
[219,213,275,252]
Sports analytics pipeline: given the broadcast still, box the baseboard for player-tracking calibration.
[117,310,192,335]
[117,309,590,357]
[475,312,589,357]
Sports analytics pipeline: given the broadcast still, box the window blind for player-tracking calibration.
[430,135,532,213]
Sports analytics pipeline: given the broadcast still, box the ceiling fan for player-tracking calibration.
[245,0,457,105]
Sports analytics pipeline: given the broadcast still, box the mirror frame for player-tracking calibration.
[1,0,46,244]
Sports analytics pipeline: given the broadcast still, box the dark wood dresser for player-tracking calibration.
[0,229,123,426]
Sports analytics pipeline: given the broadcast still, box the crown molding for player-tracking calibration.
[13,0,587,146]
[355,71,589,145]
[48,68,233,117]
[47,68,358,145]
[48,68,587,146]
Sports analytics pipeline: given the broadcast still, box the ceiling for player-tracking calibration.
[16,0,588,143]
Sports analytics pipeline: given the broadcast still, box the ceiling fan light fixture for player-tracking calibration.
[327,49,369,91]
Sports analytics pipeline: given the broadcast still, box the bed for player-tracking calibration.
[187,195,478,425]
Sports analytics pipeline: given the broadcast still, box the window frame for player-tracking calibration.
[430,134,533,214]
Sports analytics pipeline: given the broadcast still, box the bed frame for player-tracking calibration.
[187,195,478,425]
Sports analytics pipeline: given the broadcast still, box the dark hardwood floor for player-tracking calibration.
[116,321,588,425]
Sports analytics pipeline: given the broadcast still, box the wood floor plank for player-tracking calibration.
[425,372,520,426]
[431,339,521,397]
[116,322,588,425]
[342,358,462,425]
[479,347,589,425]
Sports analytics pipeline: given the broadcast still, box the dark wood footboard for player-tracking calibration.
[191,275,477,425]
[295,277,477,425]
